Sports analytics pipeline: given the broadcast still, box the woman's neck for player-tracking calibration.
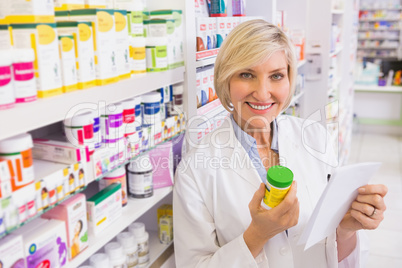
[232,112,273,147]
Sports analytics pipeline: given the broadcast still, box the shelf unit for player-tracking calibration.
[69,187,173,267]
[0,67,185,141]
[354,85,402,92]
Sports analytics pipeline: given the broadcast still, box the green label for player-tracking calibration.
[132,11,143,23]
[156,45,167,58]
[167,21,175,35]
[173,13,182,27]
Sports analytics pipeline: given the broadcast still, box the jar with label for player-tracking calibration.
[91,110,102,149]
[127,154,153,198]
[141,92,161,126]
[121,98,136,137]
[172,83,184,115]
[89,253,110,268]
[130,37,146,74]
[100,167,128,207]
[262,165,294,210]
[128,222,149,267]
[105,242,128,268]
[64,112,94,151]
[117,232,139,268]
[12,48,37,103]
[145,37,168,72]
[0,133,34,191]
[0,50,15,110]
[100,102,124,143]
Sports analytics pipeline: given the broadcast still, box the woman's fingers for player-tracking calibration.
[358,184,388,197]
[356,194,387,211]
[249,183,266,213]
[350,208,383,230]
[351,201,384,219]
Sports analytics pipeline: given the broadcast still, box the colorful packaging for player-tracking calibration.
[196,71,202,108]
[232,0,246,16]
[121,98,136,137]
[195,0,210,17]
[134,96,142,130]
[10,23,63,98]
[0,133,34,192]
[64,111,95,150]
[54,0,85,11]
[114,10,131,80]
[86,183,122,236]
[85,0,107,8]
[0,160,13,199]
[59,35,78,93]
[42,193,88,260]
[55,11,70,22]
[129,37,146,74]
[208,18,216,49]
[14,218,69,268]
[225,17,233,37]
[141,92,161,126]
[0,0,55,24]
[69,9,118,86]
[0,234,25,268]
[100,102,124,143]
[0,25,12,49]
[127,130,141,158]
[56,21,97,89]
[216,17,226,48]
[207,66,216,101]
[12,48,37,103]
[0,50,15,110]
[159,215,173,244]
[196,17,208,51]
[211,0,227,17]
[145,37,168,72]
[146,19,175,69]
[127,3,144,37]
[201,69,209,106]
[149,141,173,189]
[99,167,128,207]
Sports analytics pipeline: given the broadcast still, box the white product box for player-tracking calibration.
[0,0,54,24]
[114,10,131,80]
[0,234,25,267]
[59,35,78,93]
[0,25,12,49]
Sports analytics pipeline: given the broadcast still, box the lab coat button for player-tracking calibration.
[279,246,288,256]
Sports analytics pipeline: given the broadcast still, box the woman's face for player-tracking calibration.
[229,51,290,130]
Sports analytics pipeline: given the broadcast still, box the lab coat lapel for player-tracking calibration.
[216,117,262,189]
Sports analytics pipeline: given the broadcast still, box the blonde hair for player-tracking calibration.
[214,19,297,112]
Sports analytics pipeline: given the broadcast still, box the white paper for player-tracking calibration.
[298,162,381,250]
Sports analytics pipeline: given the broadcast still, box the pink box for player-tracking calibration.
[149,141,174,189]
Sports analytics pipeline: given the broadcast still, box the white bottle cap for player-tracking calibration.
[0,50,13,66]
[64,111,94,127]
[0,133,33,154]
[89,253,110,268]
[12,48,35,63]
[173,84,184,95]
[141,92,161,104]
[121,98,136,110]
[103,166,126,179]
[101,103,124,116]
[105,242,125,259]
[127,154,152,173]
[129,222,146,237]
[117,232,137,248]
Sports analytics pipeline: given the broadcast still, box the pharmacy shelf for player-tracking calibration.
[360,7,402,11]
[329,46,343,57]
[289,92,304,107]
[147,231,173,268]
[359,18,400,22]
[358,37,399,40]
[196,56,216,68]
[69,186,173,268]
[357,46,398,49]
[297,59,307,68]
[197,99,226,120]
[359,55,398,59]
[0,67,185,141]
[354,85,402,93]
[359,27,400,31]
[331,9,345,14]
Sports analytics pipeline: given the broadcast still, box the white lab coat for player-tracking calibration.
[173,115,368,268]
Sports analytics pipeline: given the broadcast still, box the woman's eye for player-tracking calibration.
[271,73,284,80]
[240,73,253,79]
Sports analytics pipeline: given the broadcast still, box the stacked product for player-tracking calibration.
[196,66,218,108]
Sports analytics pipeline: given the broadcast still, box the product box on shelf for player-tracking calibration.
[127,9,144,38]
[86,183,122,237]
[56,21,97,89]
[149,141,173,189]
[114,9,131,80]
[12,183,37,224]
[55,11,70,21]
[54,0,85,11]
[0,160,13,199]
[69,9,118,86]
[0,0,55,24]
[58,35,79,93]
[216,17,226,48]
[10,23,63,98]
[14,218,69,267]
[146,19,175,69]
[195,0,210,17]
[196,17,209,51]
[0,234,25,267]
[32,136,91,165]
[157,204,173,244]
[42,193,88,260]
[0,25,12,49]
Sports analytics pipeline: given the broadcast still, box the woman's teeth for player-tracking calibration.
[247,103,273,110]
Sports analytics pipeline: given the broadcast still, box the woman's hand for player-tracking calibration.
[336,184,388,261]
[244,181,299,257]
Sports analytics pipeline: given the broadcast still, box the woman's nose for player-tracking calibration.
[252,78,271,100]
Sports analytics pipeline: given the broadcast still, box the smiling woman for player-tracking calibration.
[173,19,387,268]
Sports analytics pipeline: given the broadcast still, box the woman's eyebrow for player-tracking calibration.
[268,67,287,73]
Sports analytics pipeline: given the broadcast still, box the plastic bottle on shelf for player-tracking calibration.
[89,253,110,268]
[141,92,161,126]
[127,154,153,199]
[128,222,150,267]
[0,50,15,110]
[117,231,139,268]
[100,167,128,207]
[12,48,37,103]
[105,242,128,268]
